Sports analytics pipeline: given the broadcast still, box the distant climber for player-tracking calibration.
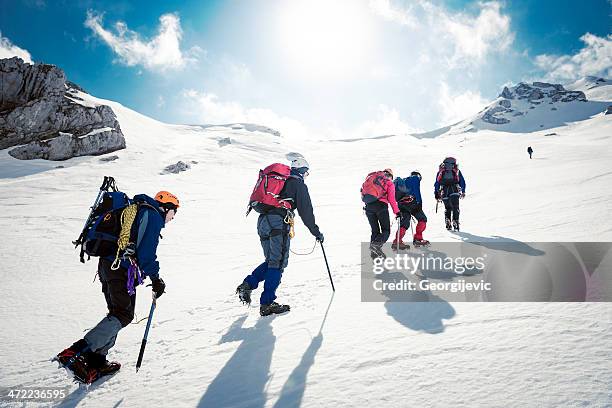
[527,146,533,159]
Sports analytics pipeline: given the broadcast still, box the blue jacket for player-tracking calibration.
[394,175,423,204]
[434,170,466,194]
[105,194,165,279]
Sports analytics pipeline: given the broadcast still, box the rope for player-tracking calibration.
[111,204,139,270]
[290,239,318,255]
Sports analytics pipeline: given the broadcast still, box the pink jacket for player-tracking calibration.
[378,178,400,214]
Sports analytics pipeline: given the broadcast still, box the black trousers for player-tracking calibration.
[443,195,460,222]
[99,258,136,327]
[365,201,390,245]
[398,201,427,228]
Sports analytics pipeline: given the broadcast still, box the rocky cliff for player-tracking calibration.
[0,57,125,160]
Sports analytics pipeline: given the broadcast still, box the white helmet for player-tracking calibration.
[291,157,310,170]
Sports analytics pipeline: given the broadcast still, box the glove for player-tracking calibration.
[395,213,401,219]
[434,191,441,200]
[148,277,166,298]
[460,192,466,199]
[316,233,324,243]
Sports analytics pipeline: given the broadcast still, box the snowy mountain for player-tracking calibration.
[419,78,612,137]
[567,76,612,101]
[1,78,611,407]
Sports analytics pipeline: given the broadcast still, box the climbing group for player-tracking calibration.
[54,155,467,384]
[361,156,467,259]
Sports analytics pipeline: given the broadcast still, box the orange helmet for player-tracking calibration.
[155,191,180,210]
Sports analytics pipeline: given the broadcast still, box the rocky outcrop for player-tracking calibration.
[498,81,586,103]
[9,129,125,160]
[482,81,590,125]
[161,160,198,175]
[1,57,125,160]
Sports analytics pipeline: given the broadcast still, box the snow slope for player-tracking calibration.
[1,89,611,407]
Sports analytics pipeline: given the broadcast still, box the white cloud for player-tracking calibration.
[438,82,488,125]
[370,1,513,65]
[368,0,418,28]
[84,11,199,72]
[0,32,33,63]
[436,1,513,64]
[181,90,418,140]
[181,90,310,139]
[535,33,612,81]
[353,104,418,137]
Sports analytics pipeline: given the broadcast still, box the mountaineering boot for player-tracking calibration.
[445,218,452,230]
[391,241,410,250]
[369,243,386,259]
[260,302,290,316]
[70,355,99,384]
[452,220,460,231]
[236,282,252,305]
[85,352,121,377]
[413,238,430,247]
[97,360,121,377]
[56,339,89,368]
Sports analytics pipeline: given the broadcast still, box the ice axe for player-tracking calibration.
[136,294,157,372]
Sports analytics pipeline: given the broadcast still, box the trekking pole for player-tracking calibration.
[410,215,415,238]
[396,213,401,247]
[435,199,439,214]
[136,295,157,373]
[319,242,335,292]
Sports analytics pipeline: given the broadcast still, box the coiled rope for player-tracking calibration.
[111,204,139,270]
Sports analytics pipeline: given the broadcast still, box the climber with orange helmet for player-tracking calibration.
[56,189,179,382]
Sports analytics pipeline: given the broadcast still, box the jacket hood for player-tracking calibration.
[134,194,166,224]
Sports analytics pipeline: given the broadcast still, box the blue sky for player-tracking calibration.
[1,0,610,137]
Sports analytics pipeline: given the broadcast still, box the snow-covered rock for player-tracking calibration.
[8,128,125,160]
[0,57,125,160]
[161,160,192,174]
[483,81,587,126]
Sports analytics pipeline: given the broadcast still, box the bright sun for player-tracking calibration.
[278,0,373,77]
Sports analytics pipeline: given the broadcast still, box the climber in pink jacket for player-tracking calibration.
[360,168,400,258]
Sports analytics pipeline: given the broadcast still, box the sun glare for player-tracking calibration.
[278,0,373,78]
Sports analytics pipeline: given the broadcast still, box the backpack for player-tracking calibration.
[436,157,459,186]
[76,190,157,263]
[394,177,413,202]
[361,171,388,204]
[78,191,132,262]
[247,163,292,215]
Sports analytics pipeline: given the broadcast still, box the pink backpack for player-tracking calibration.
[247,163,292,215]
